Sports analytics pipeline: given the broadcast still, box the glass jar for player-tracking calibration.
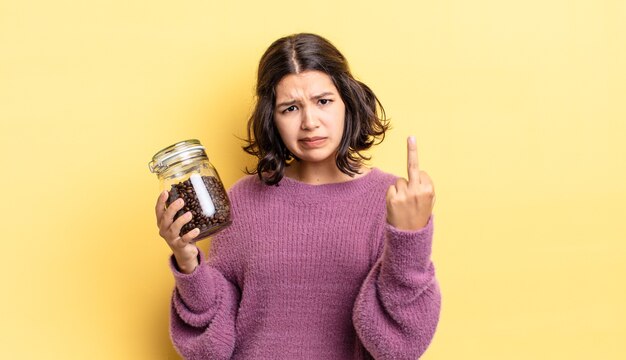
[149,139,231,242]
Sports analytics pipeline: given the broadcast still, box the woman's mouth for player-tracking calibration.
[299,137,327,148]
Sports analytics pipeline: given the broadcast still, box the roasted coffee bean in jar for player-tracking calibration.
[149,139,231,242]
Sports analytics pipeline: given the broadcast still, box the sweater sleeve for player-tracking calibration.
[168,240,241,360]
[353,215,441,360]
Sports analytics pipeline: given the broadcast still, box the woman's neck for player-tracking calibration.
[284,161,370,185]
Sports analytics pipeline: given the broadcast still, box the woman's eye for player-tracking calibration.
[283,105,297,113]
[319,99,332,105]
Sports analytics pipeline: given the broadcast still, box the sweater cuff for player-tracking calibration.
[169,249,216,309]
[384,214,434,271]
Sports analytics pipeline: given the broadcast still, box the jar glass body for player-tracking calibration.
[153,148,231,242]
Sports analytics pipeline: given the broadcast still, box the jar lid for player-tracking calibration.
[148,139,208,174]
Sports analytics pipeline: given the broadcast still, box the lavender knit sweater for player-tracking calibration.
[169,168,441,359]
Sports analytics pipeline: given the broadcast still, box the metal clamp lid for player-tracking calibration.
[148,139,208,174]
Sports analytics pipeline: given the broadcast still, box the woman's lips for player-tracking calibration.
[299,137,327,148]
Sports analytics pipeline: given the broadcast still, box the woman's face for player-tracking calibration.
[273,70,346,166]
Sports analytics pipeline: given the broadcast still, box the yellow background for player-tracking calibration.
[1,0,624,359]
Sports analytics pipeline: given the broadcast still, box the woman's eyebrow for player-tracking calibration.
[276,91,335,108]
[311,91,335,100]
[276,99,297,108]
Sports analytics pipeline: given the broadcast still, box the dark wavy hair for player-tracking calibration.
[243,33,390,185]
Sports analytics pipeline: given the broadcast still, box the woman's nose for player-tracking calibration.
[301,107,320,130]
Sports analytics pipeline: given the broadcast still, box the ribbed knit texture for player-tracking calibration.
[169,168,441,359]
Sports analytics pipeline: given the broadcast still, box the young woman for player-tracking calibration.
[155,33,440,359]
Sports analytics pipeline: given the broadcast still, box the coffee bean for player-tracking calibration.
[166,175,231,241]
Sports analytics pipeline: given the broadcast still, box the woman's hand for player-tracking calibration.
[386,136,436,231]
[155,191,200,273]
